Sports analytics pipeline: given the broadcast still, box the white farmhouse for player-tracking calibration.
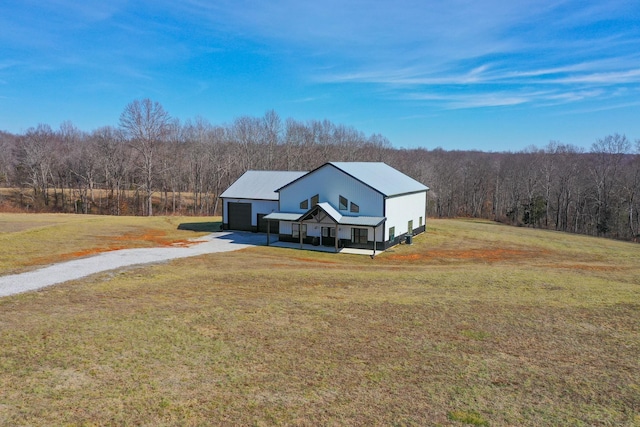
[221,162,429,253]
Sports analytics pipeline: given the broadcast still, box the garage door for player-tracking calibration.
[228,202,252,231]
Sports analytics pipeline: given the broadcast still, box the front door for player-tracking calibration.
[321,226,336,246]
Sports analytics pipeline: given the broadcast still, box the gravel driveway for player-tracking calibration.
[0,232,268,298]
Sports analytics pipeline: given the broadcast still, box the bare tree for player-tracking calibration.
[0,131,17,188]
[119,99,171,216]
[589,134,631,236]
[262,110,281,170]
[14,124,59,208]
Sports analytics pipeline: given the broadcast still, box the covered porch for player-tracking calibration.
[263,202,386,255]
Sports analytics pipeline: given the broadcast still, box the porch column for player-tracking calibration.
[372,226,376,256]
[335,226,339,253]
[299,222,303,249]
[266,220,270,246]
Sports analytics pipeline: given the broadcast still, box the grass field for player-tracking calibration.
[0,215,639,426]
[0,213,218,275]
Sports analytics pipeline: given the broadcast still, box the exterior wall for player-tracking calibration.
[279,165,384,216]
[222,198,278,229]
[384,191,427,240]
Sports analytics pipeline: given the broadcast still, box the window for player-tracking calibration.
[300,199,308,209]
[389,226,395,241]
[292,223,307,238]
[408,220,414,234]
[350,202,359,213]
[351,228,368,244]
[419,216,423,227]
[322,227,335,238]
[339,195,348,210]
[311,194,319,206]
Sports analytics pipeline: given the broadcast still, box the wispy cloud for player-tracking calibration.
[406,91,535,109]
[2,0,639,145]
[289,97,324,104]
[556,100,640,115]
[0,60,21,70]
[177,0,640,110]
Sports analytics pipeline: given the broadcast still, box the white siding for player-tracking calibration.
[223,199,278,226]
[305,220,336,237]
[279,165,383,216]
[384,192,427,238]
[279,221,292,235]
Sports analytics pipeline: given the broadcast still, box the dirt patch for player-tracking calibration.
[26,229,201,266]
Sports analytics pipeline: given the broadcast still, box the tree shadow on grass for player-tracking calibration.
[177,221,223,232]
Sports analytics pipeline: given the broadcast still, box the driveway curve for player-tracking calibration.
[0,231,268,298]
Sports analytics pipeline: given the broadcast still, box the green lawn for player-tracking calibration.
[0,216,639,426]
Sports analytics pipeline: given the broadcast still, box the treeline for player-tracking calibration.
[0,99,639,241]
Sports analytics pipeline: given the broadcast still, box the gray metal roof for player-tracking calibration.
[313,202,342,223]
[329,162,428,197]
[338,215,386,227]
[220,170,307,200]
[268,202,386,227]
[263,212,303,221]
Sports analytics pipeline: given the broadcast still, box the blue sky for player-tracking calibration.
[1,0,639,152]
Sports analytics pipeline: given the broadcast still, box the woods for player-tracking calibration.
[1,99,639,242]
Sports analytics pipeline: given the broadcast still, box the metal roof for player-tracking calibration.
[263,212,303,221]
[267,202,386,227]
[220,170,307,200]
[338,215,386,227]
[311,202,342,223]
[328,162,428,197]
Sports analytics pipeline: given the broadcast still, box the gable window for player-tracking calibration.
[300,199,308,209]
[339,195,348,210]
[351,228,368,244]
[311,194,319,206]
[389,226,395,241]
[350,202,359,213]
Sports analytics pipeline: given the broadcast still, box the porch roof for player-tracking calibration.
[262,212,303,221]
[301,202,342,223]
[264,202,386,228]
[337,215,386,227]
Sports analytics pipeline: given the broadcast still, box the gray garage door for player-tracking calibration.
[228,202,252,231]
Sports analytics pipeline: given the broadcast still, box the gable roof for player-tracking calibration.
[329,162,428,196]
[277,162,428,197]
[220,170,307,200]
[264,202,386,227]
